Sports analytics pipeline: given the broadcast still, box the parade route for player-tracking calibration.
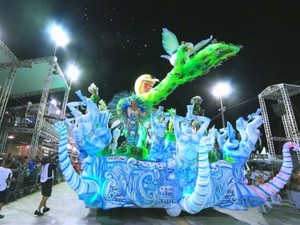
[0,182,299,225]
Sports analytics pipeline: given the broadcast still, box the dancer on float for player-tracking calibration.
[126,99,146,145]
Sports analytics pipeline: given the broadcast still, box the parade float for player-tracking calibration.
[54,28,299,216]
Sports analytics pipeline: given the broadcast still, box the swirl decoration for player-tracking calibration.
[56,100,299,216]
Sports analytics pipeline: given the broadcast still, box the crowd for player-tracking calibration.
[0,152,64,219]
[247,164,300,212]
[287,168,300,210]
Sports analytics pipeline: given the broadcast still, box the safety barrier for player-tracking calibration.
[6,166,64,203]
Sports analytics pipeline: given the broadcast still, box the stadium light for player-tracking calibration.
[212,82,232,128]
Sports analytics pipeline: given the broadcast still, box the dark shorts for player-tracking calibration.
[41,179,53,197]
[0,188,8,203]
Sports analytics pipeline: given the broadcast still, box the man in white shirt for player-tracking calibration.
[34,156,56,216]
[0,158,13,219]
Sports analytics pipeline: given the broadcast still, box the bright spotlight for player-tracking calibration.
[212,82,232,98]
[66,64,80,83]
[49,24,70,48]
[211,82,232,128]
[51,99,57,106]
[8,135,14,139]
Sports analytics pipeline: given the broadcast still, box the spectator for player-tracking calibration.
[72,160,80,174]
[27,158,38,184]
[34,156,56,216]
[287,169,300,210]
[0,158,14,219]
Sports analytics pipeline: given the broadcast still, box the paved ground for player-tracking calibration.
[0,182,299,225]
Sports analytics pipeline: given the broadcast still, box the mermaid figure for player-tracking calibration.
[222,108,263,183]
[147,106,171,161]
[67,90,112,157]
[173,105,211,193]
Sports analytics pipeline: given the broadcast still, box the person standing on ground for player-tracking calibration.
[34,156,56,216]
[0,158,14,219]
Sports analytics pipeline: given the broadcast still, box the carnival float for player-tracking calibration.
[54,28,299,216]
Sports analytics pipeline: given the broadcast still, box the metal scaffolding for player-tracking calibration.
[0,40,71,158]
[29,57,55,158]
[258,83,300,167]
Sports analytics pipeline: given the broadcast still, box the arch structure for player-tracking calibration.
[0,39,74,158]
[258,83,300,167]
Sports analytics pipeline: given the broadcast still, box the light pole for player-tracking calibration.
[60,63,80,119]
[49,24,70,56]
[212,82,232,128]
[30,24,71,158]
[66,63,80,88]
[48,23,72,119]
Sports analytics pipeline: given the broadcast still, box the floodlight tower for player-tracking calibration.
[50,25,70,56]
[29,24,70,158]
[60,63,80,119]
[212,82,232,128]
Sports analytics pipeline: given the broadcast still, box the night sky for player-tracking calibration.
[1,0,299,138]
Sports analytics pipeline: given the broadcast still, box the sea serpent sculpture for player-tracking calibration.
[53,30,298,216]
